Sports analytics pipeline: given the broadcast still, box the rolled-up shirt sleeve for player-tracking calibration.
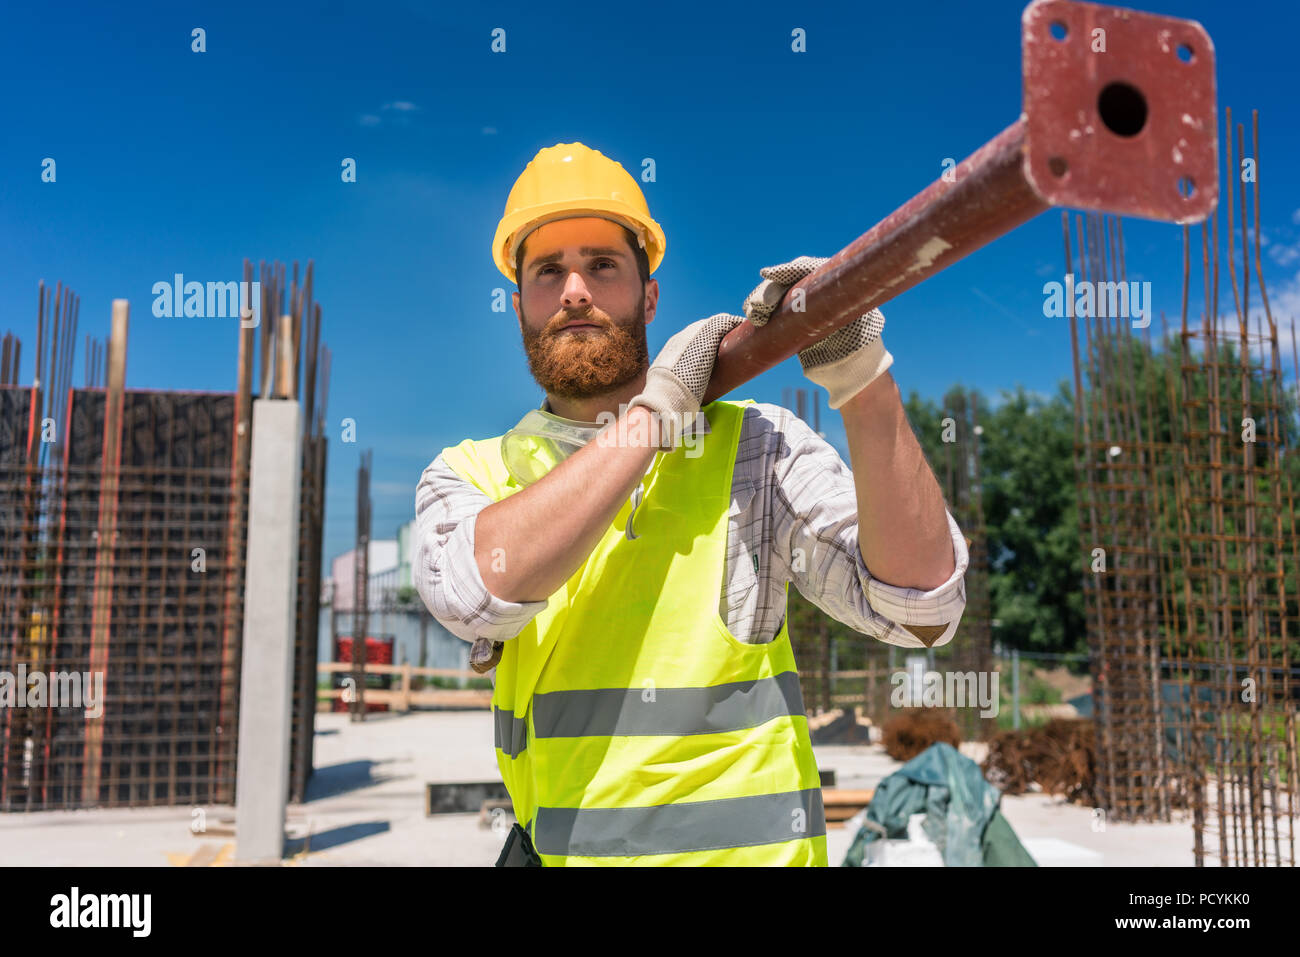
[772,411,969,649]
[857,511,969,647]
[413,454,549,644]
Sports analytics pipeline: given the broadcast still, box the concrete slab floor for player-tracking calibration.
[0,711,1200,867]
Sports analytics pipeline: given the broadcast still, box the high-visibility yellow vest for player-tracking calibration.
[439,399,827,866]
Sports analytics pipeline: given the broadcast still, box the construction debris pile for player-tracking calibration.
[881,709,962,763]
[982,718,1099,806]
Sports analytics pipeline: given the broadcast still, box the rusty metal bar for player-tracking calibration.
[704,0,1217,403]
[259,262,274,399]
[45,283,62,453]
[317,342,332,437]
[34,282,45,394]
[350,450,373,722]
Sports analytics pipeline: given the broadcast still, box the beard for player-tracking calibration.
[519,298,649,400]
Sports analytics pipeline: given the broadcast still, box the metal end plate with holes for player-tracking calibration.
[1021,0,1217,224]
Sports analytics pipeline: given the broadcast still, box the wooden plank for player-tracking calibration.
[825,807,864,822]
[317,661,482,679]
[185,843,225,866]
[318,688,491,707]
[83,299,128,805]
[822,789,875,805]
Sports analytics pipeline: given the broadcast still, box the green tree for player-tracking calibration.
[905,382,1085,656]
[978,382,1086,654]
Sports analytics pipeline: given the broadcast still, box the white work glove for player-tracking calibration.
[469,637,503,674]
[628,312,744,449]
[743,256,893,410]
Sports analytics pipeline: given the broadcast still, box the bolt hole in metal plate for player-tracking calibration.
[1022,0,1217,224]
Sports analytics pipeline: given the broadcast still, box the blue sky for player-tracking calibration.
[2,0,1298,568]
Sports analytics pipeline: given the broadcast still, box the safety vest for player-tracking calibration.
[439,399,827,866]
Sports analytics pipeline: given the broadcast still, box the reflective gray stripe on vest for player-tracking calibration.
[532,671,806,739]
[533,787,826,857]
[494,706,528,757]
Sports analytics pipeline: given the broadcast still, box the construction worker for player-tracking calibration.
[414,142,968,866]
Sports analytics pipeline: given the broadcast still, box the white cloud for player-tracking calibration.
[358,102,421,127]
[481,126,498,135]
[1222,276,1298,367]
[1270,272,1300,327]
[1268,238,1300,268]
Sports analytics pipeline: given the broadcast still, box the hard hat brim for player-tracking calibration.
[494,202,665,284]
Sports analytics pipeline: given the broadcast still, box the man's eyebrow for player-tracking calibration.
[528,246,627,268]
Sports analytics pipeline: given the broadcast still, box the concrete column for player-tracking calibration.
[235,399,302,863]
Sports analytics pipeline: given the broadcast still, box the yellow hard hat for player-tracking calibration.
[492,142,666,285]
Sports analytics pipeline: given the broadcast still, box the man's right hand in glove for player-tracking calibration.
[627,312,745,450]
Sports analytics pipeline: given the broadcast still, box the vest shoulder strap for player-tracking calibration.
[440,434,513,501]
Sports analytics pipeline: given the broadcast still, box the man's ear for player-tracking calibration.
[644,278,659,326]
[512,290,522,332]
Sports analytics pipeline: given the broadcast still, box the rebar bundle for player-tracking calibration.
[0,262,331,810]
[1168,110,1298,866]
[1067,209,1176,823]
[1067,109,1298,865]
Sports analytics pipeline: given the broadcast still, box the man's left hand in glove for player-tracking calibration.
[742,255,894,410]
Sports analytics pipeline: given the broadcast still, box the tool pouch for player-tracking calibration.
[495,821,543,867]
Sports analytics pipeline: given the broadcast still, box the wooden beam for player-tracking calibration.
[84,298,128,805]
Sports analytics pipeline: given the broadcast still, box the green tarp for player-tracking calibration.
[842,742,1036,867]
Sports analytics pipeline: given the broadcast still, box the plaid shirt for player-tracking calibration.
[414,401,969,672]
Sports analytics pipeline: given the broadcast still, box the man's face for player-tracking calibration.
[513,217,659,400]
